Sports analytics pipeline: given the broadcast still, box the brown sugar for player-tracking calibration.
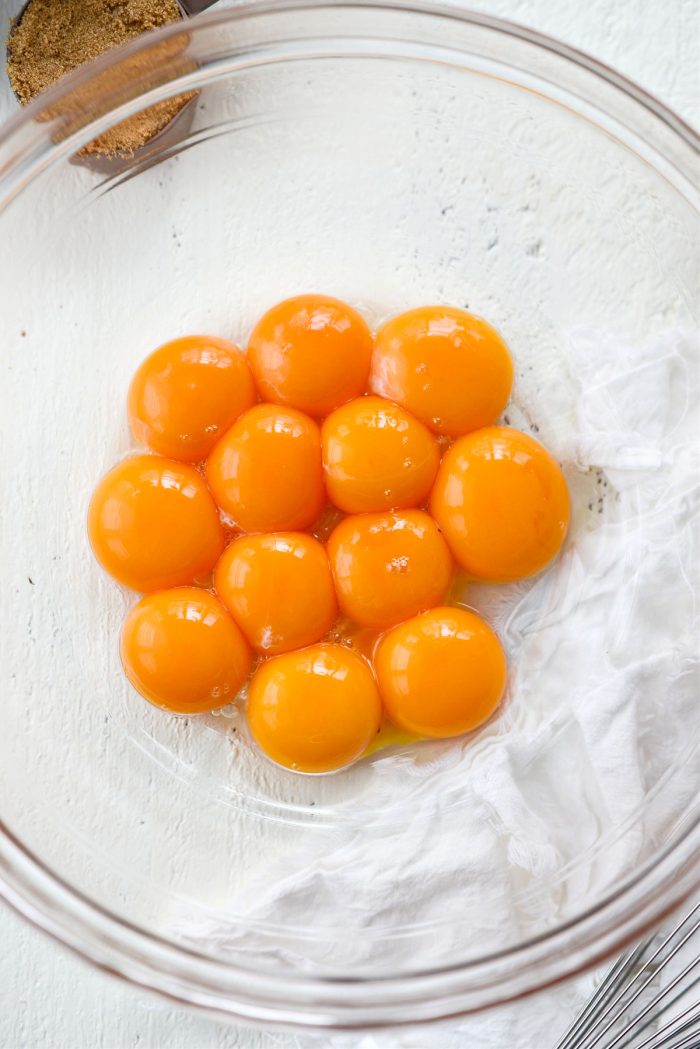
[7,0,193,156]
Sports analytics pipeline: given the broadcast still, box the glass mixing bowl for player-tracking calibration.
[0,0,698,1030]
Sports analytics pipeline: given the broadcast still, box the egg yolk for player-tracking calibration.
[214,533,337,655]
[247,644,382,772]
[374,607,507,738]
[120,587,251,714]
[322,396,440,514]
[88,455,225,592]
[327,510,453,629]
[247,294,373,417]
[430,426,570,581]
[205,404,325,533]
[371,306,513,437]
[127,335,256,463]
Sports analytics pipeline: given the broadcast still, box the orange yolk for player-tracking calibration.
[214,533,337,655]
[247,644,382,773]
[327,510,452,629]
[322,396,440,514]
[430,426,570,581]
[205,404,325,533]
[127,335,256,463]
[374,607,507,738]
[88,455,225,592]
[247,294,373,417]
[371,306,513,436]
[120,587,251,714]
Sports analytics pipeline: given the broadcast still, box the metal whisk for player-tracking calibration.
[554,900,700,1049]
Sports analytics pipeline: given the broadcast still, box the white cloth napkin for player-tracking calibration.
[172,328,699,1047]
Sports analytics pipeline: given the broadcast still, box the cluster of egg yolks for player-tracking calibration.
[90,295,573,771]
[248,294,373,417]
[127,335,256,463]
[247,644,382,773]
[327,510,453,630]
[214,533,337,655]
[374,607,507,738]
[431,426,571,581]
[371,306,514,437]
[322,396,440,514]
[205,404,325,533]
[121,588,251,714]
[88,455,224,593]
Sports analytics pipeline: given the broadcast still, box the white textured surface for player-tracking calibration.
[1,1,698,1047]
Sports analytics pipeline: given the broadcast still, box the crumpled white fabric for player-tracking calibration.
[172,329,699,1047]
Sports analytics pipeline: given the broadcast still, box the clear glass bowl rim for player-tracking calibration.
[0,0,698,1029]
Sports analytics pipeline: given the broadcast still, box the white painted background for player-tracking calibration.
[1,1,697,1046]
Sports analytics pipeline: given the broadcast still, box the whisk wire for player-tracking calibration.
[637,980,700,1047]
[603,923,700,1049]
[557,941,653,1049]
[554,899,700,1049]
[662,1030,700,1049]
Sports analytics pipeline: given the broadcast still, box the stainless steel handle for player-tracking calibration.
[179,0,220,14]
